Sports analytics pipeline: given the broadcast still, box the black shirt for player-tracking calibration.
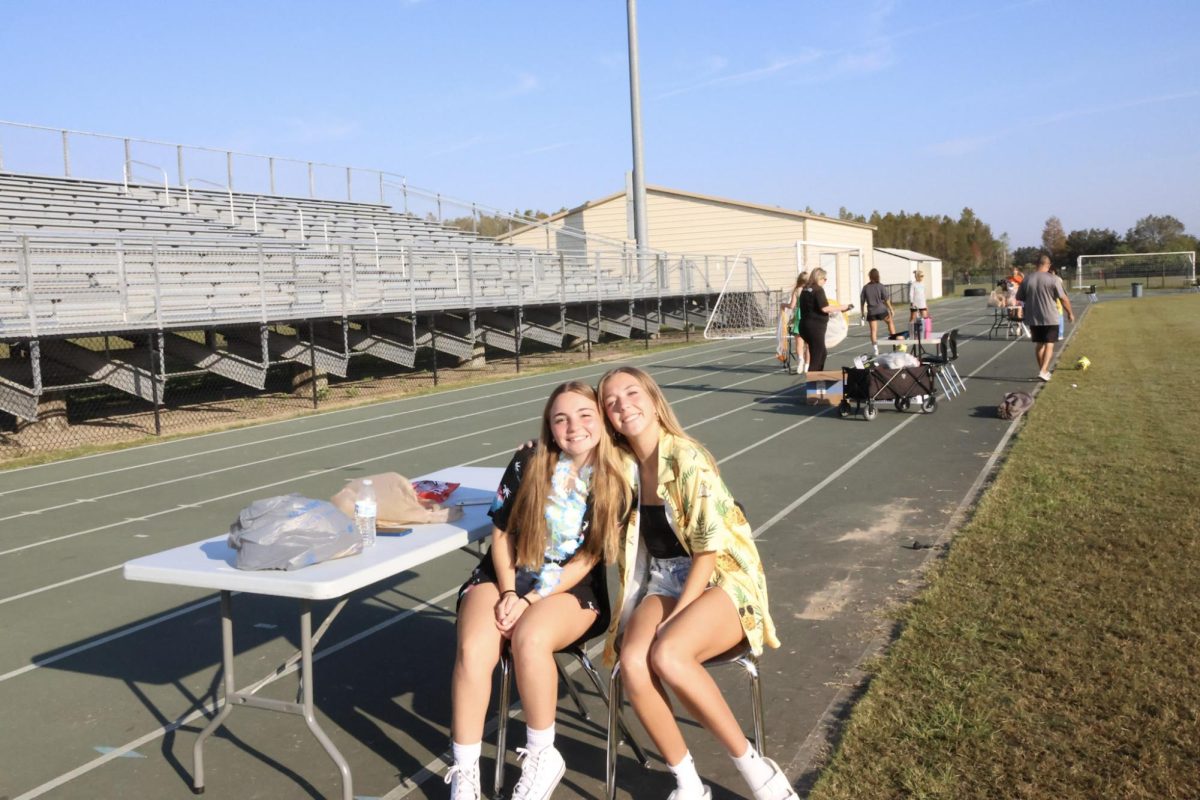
[798,286,829,321]
[640,503,687,559]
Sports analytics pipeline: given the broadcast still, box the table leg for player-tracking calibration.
[192,590,236,794]
[300,599,354,800]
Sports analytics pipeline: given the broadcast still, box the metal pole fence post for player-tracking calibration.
[177,145,185,188]
[308,162,315,198]
[643,297,649,350]
[430,314,439,386]
[515,305,522,373]
[308,320,319,409]
[148,332,161,435]
[346,166,352,201]
[61,130,71,177]
[123,139,132,189]
[226,151,234,192]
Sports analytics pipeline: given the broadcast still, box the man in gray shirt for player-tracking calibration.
[1016,253,1075,381]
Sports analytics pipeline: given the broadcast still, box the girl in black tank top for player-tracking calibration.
[639,504,687,559]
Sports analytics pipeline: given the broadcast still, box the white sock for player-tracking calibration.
[452,740,481,767]
[525,723,555,753]
[668,751,705,794]
[731,742,775,789]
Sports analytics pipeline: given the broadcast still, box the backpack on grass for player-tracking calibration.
[997,391,1035,420]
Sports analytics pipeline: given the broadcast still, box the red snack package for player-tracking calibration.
[411,480,460,504]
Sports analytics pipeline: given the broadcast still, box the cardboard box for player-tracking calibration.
[803,370,844,405]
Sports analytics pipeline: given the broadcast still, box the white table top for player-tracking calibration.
[123,466,503,601]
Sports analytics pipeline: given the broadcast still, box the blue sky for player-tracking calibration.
[1,0,1197,247]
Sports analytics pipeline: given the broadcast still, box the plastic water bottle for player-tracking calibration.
[354,479,377,548]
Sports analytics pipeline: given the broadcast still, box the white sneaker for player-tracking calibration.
[1038,371,1051,382]
[511,746,565,800]
[749,757,799,800]
[444,761,481,800]
[667,785,712,800]
[872,343,879,355]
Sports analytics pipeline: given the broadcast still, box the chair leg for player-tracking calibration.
[556,654,590,720]
[738,655,766,755]
[493,650,513,800]
[606,663,622,800]
[949,365,965,393]
[576,651,649,768]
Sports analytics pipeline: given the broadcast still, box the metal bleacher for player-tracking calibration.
[0,160,733,424]
[0,171,695,337]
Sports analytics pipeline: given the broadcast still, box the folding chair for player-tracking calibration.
[920,329,965,398]
[492,590,649,798]
[604,644,765,800]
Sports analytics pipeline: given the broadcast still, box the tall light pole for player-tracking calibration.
[626,0,649,278]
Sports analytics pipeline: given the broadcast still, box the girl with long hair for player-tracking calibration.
[446,381,630,800]
[798,267,852,372]
[784,271,809,373]
[596,366,796,800]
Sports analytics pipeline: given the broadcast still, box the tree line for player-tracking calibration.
[444,201,1193,283]
[1014,214,1199,269]
[834,206,1006,282]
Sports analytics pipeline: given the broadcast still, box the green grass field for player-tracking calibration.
[808,295,1200,800]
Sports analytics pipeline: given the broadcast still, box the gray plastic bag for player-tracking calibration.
[228,494,362,571]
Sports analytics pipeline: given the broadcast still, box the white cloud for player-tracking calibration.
[494,72,540,100]
[927,90,1200,157]
[515,142,569,157]
[427,134,488,157]
[656,49,823,99]
[280,118,360,144]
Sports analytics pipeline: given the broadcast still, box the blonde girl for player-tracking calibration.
[447,381,630,800]
[596,366,795,800]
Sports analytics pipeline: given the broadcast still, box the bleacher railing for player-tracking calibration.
[0,120,647,263]
[0,233,725,338]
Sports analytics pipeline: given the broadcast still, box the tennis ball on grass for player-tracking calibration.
[1075,356,1091,370]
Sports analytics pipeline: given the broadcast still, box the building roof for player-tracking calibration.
[499,184,876,240]
[874,247,942,262]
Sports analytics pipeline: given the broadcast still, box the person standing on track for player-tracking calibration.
[859,268,897,354]
[446,381,630,800]
[597,365,796,800]
[798,268,852,373]
[908,269,929,337]
[1016,253,1075,382]
[784,271,810,374]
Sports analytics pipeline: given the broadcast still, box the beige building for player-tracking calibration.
[501,185,876,304]
[873,247,944,300]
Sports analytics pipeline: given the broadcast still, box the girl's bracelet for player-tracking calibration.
[519,594,534,606]
[499,589,518,598]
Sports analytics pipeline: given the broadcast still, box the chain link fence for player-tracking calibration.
[0,298,707,464]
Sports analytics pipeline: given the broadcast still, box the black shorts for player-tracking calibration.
[867,312,890,321]
[1030,325,1059,344]
[456,549,607,639]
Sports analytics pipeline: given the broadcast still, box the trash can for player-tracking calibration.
[1131,282,1143,298]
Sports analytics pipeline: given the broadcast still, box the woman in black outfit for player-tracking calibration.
[797,267,853,372]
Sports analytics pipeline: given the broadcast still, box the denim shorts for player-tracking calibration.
[645,555,692,599]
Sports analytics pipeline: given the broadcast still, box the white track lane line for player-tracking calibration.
[0,335,750,477]
[0,340,746,495]
[0,355,794,582]
[0,348,753,528]
[4,310,1012,797]
[10,584,462,800]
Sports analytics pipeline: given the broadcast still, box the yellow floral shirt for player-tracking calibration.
[604,431,780,664]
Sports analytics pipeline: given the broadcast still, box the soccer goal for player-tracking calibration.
[703,255,781,339]
[1076,251,1196,290]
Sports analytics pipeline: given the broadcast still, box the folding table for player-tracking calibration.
[123,466,503,800]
